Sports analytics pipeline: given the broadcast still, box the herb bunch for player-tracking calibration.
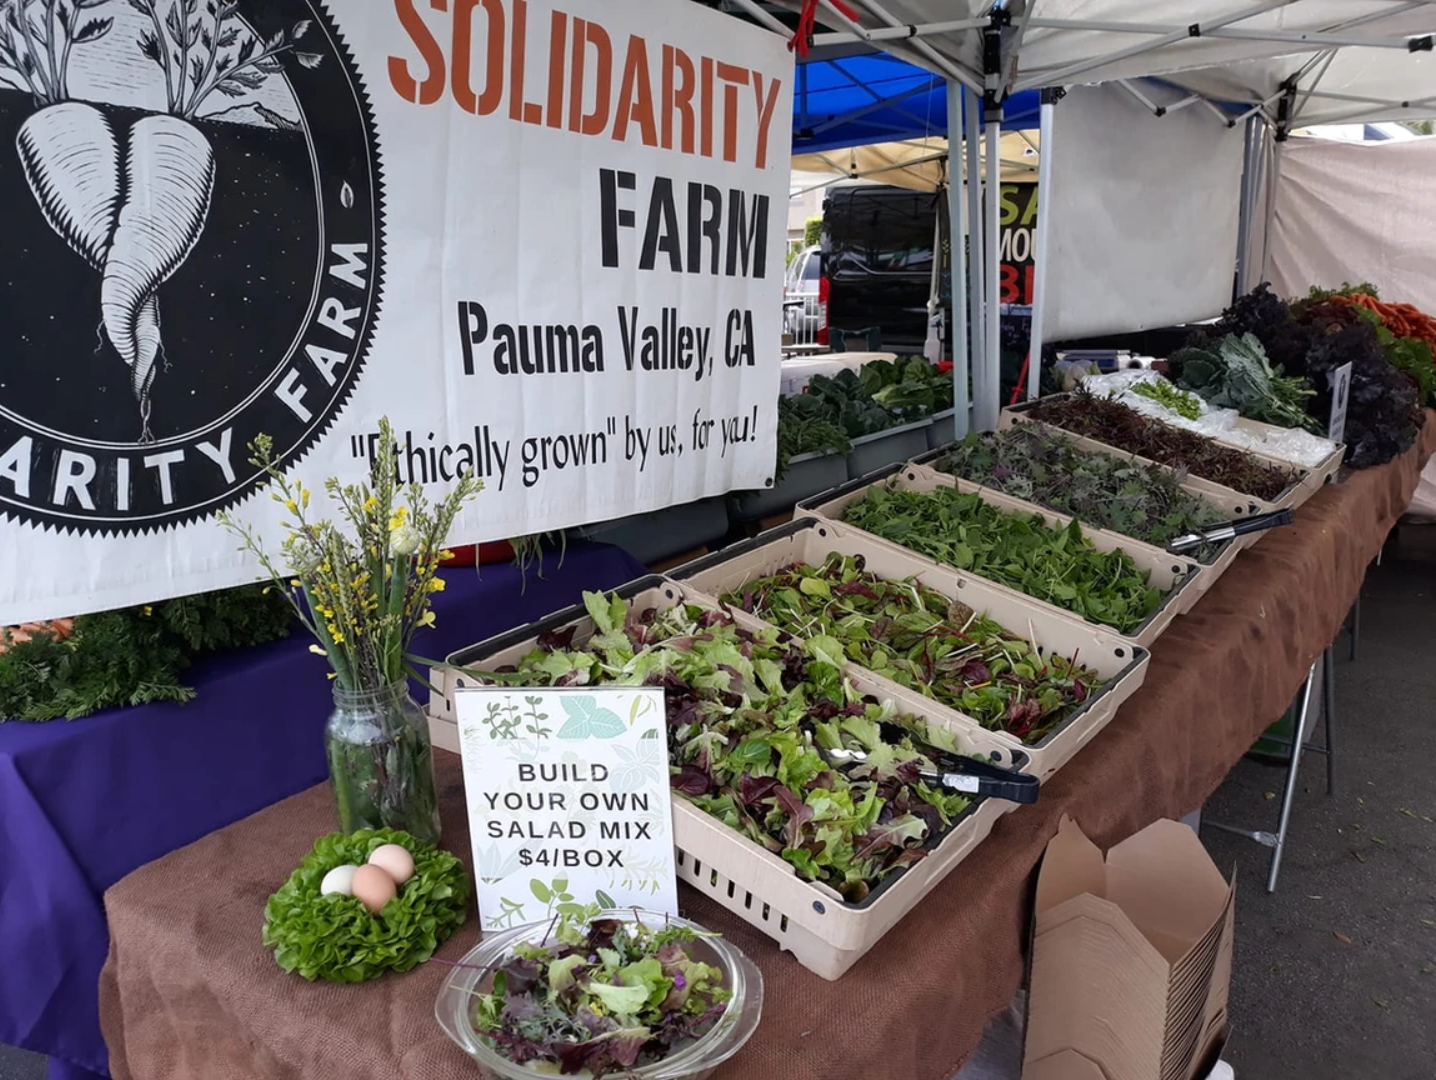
[1023,389,1299,500]
[482,594,975,901]
[220,418,482,691]
[842,483,1164,634]
[473,913,731,1078]
[935,427,1231,563]
[722,553,1103,742]
[1170,333,1318,431]
[1129,378,1203,420]
[1200,284,1422,468]
[0,584,292,721]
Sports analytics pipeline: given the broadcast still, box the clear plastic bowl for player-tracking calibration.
[434,909,763,1079]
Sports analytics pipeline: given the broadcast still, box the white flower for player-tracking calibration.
[391,524,420,555]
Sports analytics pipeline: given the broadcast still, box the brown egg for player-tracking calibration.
[350,864,397,914]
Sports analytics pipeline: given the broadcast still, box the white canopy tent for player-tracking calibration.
[729,0,1436,431]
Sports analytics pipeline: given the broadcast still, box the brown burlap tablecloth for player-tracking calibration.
[99,419,1435,1080]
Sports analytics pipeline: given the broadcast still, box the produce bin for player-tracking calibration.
[925,409,957,451]
[795,464,1202,650]
[426,576,1031,981]
[730,451,848,523]
[673,518,1151,780]
[845,418,933,480]
[1219,414,1347,491]
[570,497,729,567]
[999,398,1318,515]
[904,448,1243,605]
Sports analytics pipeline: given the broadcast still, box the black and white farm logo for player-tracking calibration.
[0,0,382,533]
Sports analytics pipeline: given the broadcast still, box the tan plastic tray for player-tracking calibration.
[795,465,1202,649]
[899,460,1239,605]
[426,578,1030,981]
[999,399,1320,515]
[672,518,1150,780]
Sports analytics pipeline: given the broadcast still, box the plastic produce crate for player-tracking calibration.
[845,418,933,479]
[730,451,848,523]
[794,464,1202,650]
[905,449,1243,604]
[926,409,957,451]
[426,576,1032,981]
[673,518,1150,780]
[570,497,729,567]
[999,398,1318,515]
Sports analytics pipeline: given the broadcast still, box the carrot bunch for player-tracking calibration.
[0,619,74,655]
[1334,293,1436,352]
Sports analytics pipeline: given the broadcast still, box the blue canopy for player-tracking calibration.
[793,53,1041,154]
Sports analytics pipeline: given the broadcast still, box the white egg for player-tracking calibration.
[320,864,360,897]
[367,843,416,885]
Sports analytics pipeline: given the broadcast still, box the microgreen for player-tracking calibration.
[722,553,1104,743]
[935,427,1230,564]
[1024,388,1299,500]
[841,484,1164,635]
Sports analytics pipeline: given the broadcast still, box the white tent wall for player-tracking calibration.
[1040,82,1246,339]
[1262,136,1436,309]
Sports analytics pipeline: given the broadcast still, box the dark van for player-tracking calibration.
[820,182,949,352]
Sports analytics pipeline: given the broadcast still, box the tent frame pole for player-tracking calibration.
[1026,90,1059,403]
[982,113,1002,431]
[1014,1,1291,92]
[946,80,970,439]
[964,86,986,427]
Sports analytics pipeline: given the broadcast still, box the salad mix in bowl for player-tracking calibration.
[436,909,762,1079]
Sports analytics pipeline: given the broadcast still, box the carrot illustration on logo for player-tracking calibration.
[2,0,321,441]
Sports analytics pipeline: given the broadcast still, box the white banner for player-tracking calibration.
[0,0,792,623]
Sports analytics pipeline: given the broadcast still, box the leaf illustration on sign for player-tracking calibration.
[557,695,625,739]
[472,840,522,883]
[611,739,664,793]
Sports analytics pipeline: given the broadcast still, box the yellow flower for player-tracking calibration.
[142,605,153,616]
[427,577,446,593]
[364,495,377,512]
[308,644,326,656]
[302,489,311,508]
[285,499,297,512]
[440,549,456,561]
[416,611,436,628]
[389,506,409,531]
[290,578,301,587]
[327,672,338,681]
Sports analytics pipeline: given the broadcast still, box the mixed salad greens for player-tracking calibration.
[842,484,1165,635]
[473,912,731,1078]
[934,428,1231,564]
[721,553,1103,743]
[483,594,977,902]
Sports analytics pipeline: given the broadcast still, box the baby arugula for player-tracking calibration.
[483,595,976,903]
[842,485,1164,635]
[722,553,1102,743]
[935,428,1231,564]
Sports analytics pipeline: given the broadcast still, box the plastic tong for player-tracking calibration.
[820,747,1041,804]
[1166,509,1294,554]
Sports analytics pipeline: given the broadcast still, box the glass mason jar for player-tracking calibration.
[324,681,442,845]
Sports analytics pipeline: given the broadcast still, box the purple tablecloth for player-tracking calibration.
[0,545,645,1080]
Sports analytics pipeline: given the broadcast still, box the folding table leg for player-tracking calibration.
[1323,644,1336,797]
[1266,665,1318,893]
[1348,593,1361,662]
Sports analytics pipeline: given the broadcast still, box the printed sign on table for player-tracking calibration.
[455,686,678,930]
[0,0,793,623]
[1327,361,1353,446]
